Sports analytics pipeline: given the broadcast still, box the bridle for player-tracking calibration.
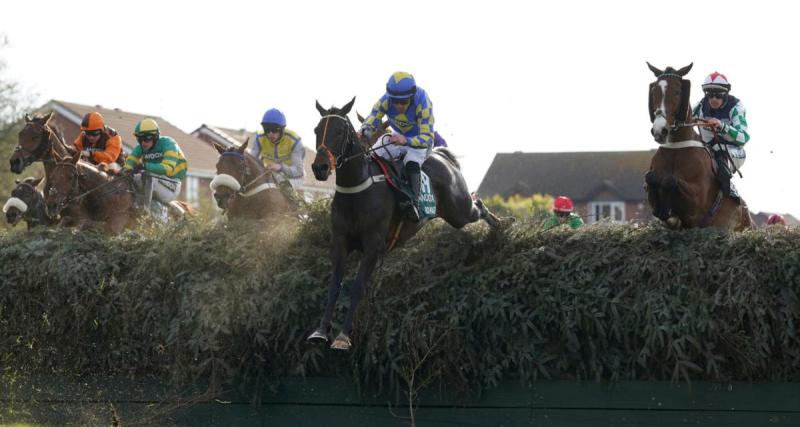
[650,72,695,133]
[45,161,128,215]
[316,114,363,169]
[15,122,54,167]
[212,151,279,199]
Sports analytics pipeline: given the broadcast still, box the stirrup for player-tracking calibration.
[405,204,421,222]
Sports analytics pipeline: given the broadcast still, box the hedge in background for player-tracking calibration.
[1,203,799,398]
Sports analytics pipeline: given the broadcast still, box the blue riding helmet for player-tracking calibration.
[385,71,416,100]
[261,108,287,127]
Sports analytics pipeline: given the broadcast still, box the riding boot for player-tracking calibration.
[714,152,739,203]
[403,162,421,222]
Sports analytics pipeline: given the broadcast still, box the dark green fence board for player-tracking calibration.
[2,378,799,426]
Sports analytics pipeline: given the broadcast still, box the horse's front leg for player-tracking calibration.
[307,235,348,343]
[331,237,384,351]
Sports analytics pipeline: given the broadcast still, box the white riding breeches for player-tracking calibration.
[133,173,182,204]
[712,145,746,171]
[371,133,431,165]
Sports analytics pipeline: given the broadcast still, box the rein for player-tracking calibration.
[51,162,129,209]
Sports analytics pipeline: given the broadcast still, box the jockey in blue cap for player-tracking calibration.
[359,71,436,222]
[248,108,305,189]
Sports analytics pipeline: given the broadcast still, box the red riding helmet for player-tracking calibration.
[767,214,785,225]
[553,196,574,213]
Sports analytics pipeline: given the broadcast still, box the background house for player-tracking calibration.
[42,100,219,208]
[191,124,335,199]
[477,151,655,223]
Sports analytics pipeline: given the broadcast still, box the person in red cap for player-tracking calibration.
[767,214,786,226]
[544,196,584,229]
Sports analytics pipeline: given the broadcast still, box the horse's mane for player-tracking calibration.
[29,113,70,152]
[433,147,461,170]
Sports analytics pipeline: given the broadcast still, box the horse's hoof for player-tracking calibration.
[307,329,329,343]
[330,332,352,351]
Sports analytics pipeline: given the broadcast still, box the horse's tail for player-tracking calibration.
[433,147,460,169]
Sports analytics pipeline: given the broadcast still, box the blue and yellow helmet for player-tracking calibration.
[385,71,416,100]
[261,108,286,127]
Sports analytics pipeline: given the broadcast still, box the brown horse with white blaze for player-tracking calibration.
[646,62,751,230]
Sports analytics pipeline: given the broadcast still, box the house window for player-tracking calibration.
[588,201,625,224]
[185,176,199,205]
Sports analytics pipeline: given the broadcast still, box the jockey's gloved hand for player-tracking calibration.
[81,150,91,158]
[125,163,145,175]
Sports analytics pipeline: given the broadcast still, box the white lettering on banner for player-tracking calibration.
[421,173,432,193]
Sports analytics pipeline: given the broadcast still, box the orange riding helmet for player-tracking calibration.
[80,112,105,132]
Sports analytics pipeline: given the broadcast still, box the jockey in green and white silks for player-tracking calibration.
[359,71,435,222]
[248,108,305,188]
[124,118,187,214]
[692,71,750,201]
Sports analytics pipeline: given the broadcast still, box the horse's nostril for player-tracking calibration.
[660,128,668,137]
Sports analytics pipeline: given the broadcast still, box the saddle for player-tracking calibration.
[370,154,437,219]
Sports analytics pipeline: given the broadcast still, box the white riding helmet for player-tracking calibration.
[702,71,731,92]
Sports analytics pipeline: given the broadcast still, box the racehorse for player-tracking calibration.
[10,112,87,226]
[45,150,135,233]
[307,97,503,350]
[646,62,752,230]
[10,112,74,174]
[209,139,296,219]
[3,177,55,229]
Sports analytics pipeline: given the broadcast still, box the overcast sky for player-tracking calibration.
[2,0,797,217]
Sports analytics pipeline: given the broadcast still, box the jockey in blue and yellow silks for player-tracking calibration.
[248,108,305,187]
[359,71,435,222]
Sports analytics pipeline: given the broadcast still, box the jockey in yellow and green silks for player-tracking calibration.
[124,118,187,204]
[248,108,305,186]
[359,71,435,222]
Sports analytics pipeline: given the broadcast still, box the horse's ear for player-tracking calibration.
[380,120,391,131]
[341,97,356,115]
[676,63,693,76]
[212,142,226,154]
[31,176,44,187]
[647,62,663,77]
[315,100,327,116]
[356,112,365,123]
[24,113,32,122]
[238,137,249,154]
[42,111,53,124]
[71,150,81,164]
